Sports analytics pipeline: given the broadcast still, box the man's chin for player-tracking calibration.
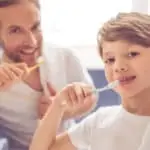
[4,51,41,66]
[20,58,36,67]
[20,54,39,66]
[27,62,37,67]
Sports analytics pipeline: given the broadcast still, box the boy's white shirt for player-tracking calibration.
[0,44,93,148]
[68,106,150,150]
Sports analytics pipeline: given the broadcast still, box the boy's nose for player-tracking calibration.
[114,61,128,73]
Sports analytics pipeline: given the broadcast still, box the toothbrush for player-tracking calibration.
[93,80,119,93]
[28,56,44,73]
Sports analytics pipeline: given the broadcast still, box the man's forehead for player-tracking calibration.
[0,3,40,27]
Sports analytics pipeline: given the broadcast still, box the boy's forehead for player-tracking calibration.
[102,41,131,51]
[0,3,40,28]
[102,41,145,56]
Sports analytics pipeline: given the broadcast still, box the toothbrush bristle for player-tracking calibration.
[108,80,119,89]
[36,56,44,64]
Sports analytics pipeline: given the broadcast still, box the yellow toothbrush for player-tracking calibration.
[28,57,44,73]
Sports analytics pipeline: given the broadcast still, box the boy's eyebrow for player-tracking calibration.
[103,51,114,57]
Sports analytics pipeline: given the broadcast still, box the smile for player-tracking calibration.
[118,76,136,85]
[20,49,37,55]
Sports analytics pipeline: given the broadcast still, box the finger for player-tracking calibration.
[0,65,14,90]
[16,63,29,77]
[74,84,85,104]
[82,85,93,98]
[75,94,97,117]
[4,65,18,81]
[0,66,11,80]
[38,103,49,119]
[39,95,48,103]
[40,95,52,104]
[9,66,24,80]
[16,63,28,70]
[47,82,57,96]
[68,85,78,105]
[61,86,73,107]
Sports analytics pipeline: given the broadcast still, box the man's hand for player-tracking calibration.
[0,63,28,91]
[38,83,56,119]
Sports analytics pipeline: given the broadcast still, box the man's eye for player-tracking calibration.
[104,58,115,64]
[128,52,140,57]
[9,28,21,34]
[32,24,41,32]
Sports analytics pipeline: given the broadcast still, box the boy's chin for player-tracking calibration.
[117,90,136,99]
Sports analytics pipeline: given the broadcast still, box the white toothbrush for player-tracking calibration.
[60,80,119,106]
[93,80,119,93]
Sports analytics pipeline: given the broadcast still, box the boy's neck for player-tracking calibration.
[122,88,150,116]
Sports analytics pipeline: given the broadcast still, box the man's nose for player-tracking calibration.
[23,32,37,47]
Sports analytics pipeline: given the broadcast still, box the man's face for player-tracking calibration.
[0,2,43,67]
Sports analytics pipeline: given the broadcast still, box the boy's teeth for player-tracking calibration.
[120,76,135,82]
[123,77,127,81]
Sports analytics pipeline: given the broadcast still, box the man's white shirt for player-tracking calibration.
[0,44,93,149]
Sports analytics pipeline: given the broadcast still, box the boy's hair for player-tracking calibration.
[97,12,150,56]
[0,0,40,9]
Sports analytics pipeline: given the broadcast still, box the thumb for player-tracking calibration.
[47,82,57,96]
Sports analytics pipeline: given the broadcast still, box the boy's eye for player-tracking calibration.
[128,52,140,57]
[104,58,115,64]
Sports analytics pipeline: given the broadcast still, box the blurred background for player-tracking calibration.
[40,0,149,107]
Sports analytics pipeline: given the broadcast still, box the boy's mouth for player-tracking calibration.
[118,76,136,85]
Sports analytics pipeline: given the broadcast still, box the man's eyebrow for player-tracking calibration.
[31,21,41,30]
[7,25,21,30]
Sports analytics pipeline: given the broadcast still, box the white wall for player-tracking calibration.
[132,0,148,13]
[41,0,149,69]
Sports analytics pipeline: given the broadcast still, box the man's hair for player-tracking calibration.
[97,12,150,56]
[0,0,40,9]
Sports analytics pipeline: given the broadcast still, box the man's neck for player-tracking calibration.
[24,69,43,92]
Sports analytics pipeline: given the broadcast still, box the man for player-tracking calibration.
[0,0,93,150]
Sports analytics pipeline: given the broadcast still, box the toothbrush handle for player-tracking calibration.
[93,80,119,93]
[93,86,109,93]
[29,64,41,72]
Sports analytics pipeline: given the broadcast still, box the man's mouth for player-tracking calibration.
[20,49,37,55]
[118,76,136,85]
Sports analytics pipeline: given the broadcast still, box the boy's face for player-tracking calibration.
[102,40,150,98]
[0,3,42,67]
